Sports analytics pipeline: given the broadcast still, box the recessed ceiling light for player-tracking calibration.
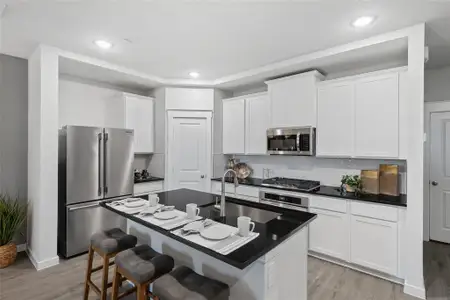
[189,72,200,78]
[94,40,113,49]
[352,16,375,28]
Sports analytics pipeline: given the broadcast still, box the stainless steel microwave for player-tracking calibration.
[266,126,315,156]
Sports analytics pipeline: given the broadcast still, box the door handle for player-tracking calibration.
[201,175,205,179]
[104,132,109,194]
[431,181,438,186]
[98,133,102,196]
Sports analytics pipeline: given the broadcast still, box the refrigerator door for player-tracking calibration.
[103,128,134,199]
[66,126,104,205]
[64,200,127,257]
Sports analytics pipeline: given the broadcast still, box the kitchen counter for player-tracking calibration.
[134,176,164,184]
[101,188,316,269]
[212,177,407,207]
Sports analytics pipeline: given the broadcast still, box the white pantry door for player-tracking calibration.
[167,111,212,192]
[430,111,450,244]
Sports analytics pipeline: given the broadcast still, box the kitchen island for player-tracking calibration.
[101,189,316,300]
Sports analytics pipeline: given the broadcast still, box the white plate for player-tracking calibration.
[153,211,178,220]
[124,200,147,208]
[200,225,232,241]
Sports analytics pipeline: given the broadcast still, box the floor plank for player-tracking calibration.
[0,241,448,300]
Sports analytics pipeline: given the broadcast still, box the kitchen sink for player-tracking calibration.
[207,202,280,224]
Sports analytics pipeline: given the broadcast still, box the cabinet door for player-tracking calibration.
[350,215,398,275]
[309,208,350,261]
[245,94,270,154]
[125,96,154,153]
[317,83,354,157]
[269,74,317,128]
[223,98,245,154]
[354,74,399,158]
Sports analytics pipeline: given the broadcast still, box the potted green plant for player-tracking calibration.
[0,193,27,268]
[341,175,362,193]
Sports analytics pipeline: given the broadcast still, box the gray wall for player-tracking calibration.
[424,66,450,102]
[0,54,28,244]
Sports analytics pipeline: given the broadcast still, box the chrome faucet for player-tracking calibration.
[221,169,239,217]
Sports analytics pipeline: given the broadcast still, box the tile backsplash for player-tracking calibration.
[233,155,407,194]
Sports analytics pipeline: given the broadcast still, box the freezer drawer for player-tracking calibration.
[64,201,126,257]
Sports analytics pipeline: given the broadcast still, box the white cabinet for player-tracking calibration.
[222,93,269,155]
[266,71,324,128]
[354,73,399,158]
[350,215,398,275]
[210,181,259,203]
[124,94,155,153]
[316,69,401,159]
[317,83,354,157]
[134,181,164,196]
[223,98,245,154]
[245,94,270,154]
[309,207,350,261]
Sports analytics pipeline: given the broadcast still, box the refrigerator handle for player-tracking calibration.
[104,132,109,195]
[98,133,102,196]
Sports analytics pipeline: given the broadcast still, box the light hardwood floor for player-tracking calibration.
[0,242,448,300]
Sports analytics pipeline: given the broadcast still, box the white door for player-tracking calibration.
[223,98,245,154]
[317,82,354,157]
[245,94,270,155]
[430,111,450,243]
[354,73,399,158]
[167,111,212,192]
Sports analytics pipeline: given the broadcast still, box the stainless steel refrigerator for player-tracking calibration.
[58,125,134,258]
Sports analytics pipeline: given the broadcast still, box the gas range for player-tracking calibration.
[261,177,321,192]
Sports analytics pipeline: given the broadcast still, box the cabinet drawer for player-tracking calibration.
[350,201,398,222]
[236,185,259,198]
[309,196,347,213]
[134,181,163,196]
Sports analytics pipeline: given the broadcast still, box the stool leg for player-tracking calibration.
[137,283,147,300]
[83,246,94,300]
[100,255,110,300]
[111,266,121,300]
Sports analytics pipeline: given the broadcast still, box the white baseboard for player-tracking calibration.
[404,282,426,299]
[26,248,59,271]
[16,243,27,252]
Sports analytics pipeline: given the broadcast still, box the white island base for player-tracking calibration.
[128,221,309,300]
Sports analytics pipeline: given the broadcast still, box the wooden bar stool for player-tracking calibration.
[152,266,230,300]
[111,244,175,300]
[83,228,138,300]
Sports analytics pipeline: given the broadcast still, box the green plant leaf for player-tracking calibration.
[0,193,27,246]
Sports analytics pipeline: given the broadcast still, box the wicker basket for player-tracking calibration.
[0,243,17,268]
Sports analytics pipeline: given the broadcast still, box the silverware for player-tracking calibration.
[181,220,214,236]
[138,205,175,216]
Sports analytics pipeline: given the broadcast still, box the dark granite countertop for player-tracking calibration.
[100,188,316,270]
[211,177,407,207]
[134,176,164,184]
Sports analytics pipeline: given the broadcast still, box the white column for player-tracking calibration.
[403,24,426,299]
[27,45,59,270]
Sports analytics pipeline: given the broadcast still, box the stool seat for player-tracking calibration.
[90,228,137,255]
[153,266,230,300]
[115,245,174,284]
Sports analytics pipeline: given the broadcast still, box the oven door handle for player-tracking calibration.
[260,198,308,211]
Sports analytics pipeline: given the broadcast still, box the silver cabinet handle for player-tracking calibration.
[98,133,102,196]
[432,181,438,186]
[104,132,109,194]
[68,203,100,211]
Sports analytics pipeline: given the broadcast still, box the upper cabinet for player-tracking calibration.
[317,69,403,159]
[123,93,155,154]
[223,98,246,154]
[222,93,269,155]
[266,71,324,128]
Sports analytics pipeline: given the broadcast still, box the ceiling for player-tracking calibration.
[1,0,450,83]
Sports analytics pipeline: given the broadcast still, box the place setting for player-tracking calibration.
[172,216,260,255]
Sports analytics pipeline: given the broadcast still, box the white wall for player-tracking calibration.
[235,155,407,192]
[425,66,450,102]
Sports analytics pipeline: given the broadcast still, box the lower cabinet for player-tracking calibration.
[309,208,350,261]
[350,215,398,275]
